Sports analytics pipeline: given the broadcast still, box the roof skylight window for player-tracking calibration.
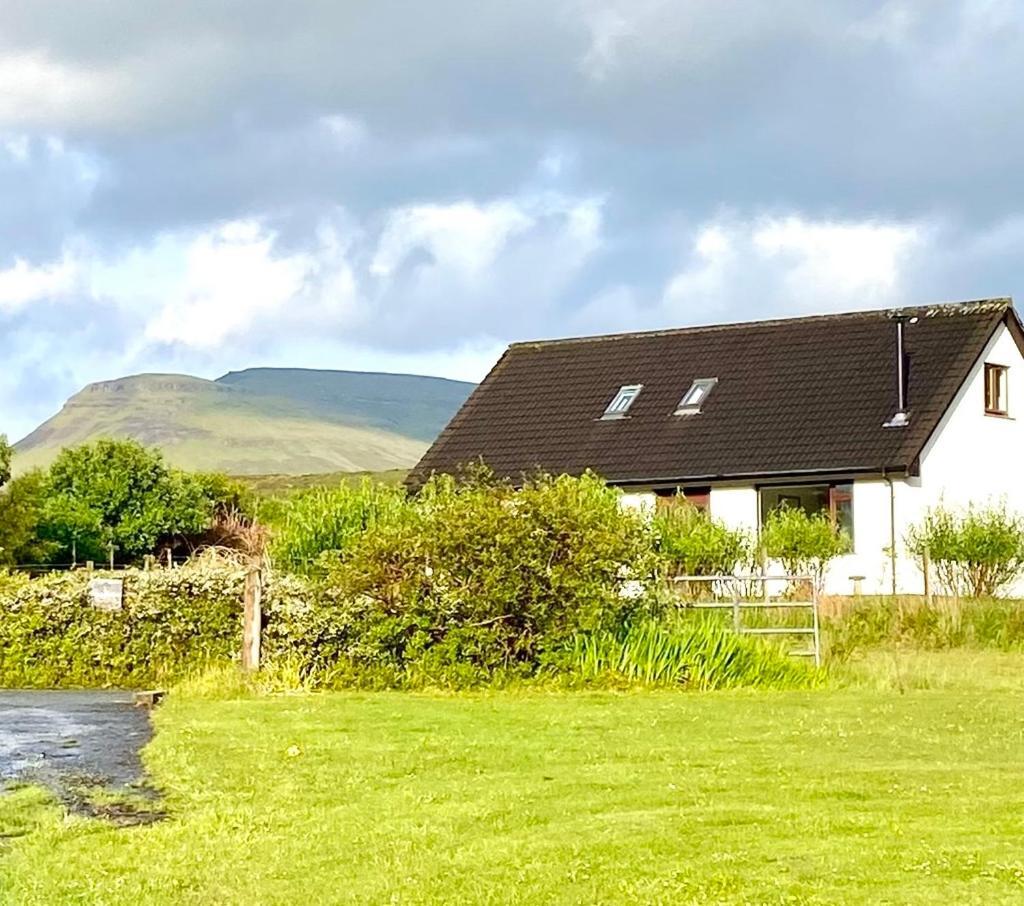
[602,384,642,419]
[675,378,717,415]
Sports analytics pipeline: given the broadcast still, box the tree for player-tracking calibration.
[760,506,850,595]
[41,439,230,563]
[0,435,11,489]
[0,471,58,566]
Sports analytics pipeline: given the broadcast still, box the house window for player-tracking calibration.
[602,384,642,419]
[760,483,854,543]
[985,364,1008,416]
[655,487,711,513]
[674,378,718,415]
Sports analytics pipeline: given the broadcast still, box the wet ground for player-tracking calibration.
[0,690,158,820]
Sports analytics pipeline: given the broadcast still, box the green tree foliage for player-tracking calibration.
[0,471,58,566]
[41,439,240,563]
[0,434,11,488]
[760,506,850,593]
[652,500,752,579]
[907,502,1024,598]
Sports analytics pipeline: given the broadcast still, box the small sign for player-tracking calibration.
[88,578,124,612]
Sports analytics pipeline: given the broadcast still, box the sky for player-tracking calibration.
[2,0,1024,442]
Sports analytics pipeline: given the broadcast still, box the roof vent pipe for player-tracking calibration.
[883,312,917,428]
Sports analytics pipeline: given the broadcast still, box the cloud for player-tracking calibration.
[2,1,1024,441]
[0,253,78,312]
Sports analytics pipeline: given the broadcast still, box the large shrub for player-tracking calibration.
[906,502,1024,598]
[323,470,657,683]
[652,501,752,587]
[760,507,850,593]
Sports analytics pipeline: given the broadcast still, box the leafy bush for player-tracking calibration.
[0,434,10,488]
[760,506,850,593]
[652,501,752,597]
[565,615,815,689]
[0,565,245,687]
[321,470,657,684]
[906,503,1024,598]
[269,480,408,575]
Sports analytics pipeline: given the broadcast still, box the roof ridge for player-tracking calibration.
[509,297,1013,350]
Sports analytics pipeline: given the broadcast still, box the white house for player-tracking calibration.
[409,299,1024,596]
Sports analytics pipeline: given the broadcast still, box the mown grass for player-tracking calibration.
[3,651,1024,904]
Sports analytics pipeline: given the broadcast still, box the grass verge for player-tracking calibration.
[3,650,1024,904]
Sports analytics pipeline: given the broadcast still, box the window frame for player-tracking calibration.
[601,383,643,419]
[674,377,718,415]
[984,363,1009,417]
[758,481,855,546]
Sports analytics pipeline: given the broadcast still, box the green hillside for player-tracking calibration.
[13,370,473,476]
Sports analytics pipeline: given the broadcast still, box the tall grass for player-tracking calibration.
[269,480,408,574]
[825,596,1024,658]
[569,616,816,689]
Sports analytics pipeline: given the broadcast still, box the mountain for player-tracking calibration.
[13,368,475,476]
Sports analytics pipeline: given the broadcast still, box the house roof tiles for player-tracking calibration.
[409,299,1022,487]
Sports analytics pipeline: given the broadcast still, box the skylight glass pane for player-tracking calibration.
[603,384,642,418]
[675,378,717,414]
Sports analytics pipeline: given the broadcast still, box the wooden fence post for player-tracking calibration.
[923,547,932,605]
[242,563,263,671]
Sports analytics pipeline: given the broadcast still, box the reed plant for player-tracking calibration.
[568,615,816,689]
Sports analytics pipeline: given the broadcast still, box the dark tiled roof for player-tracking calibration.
[409,300,1022,487]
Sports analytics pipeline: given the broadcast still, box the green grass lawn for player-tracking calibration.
[3,653,1024,904]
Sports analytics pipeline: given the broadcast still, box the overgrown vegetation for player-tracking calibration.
[825,595,1024,659]
[907,502,1024,598]
[0,439,250,566]
[652,500,751,581]
[567,616,814,689]
[269,480,407,574]
[760,506,850,593]
[0,433,10,489]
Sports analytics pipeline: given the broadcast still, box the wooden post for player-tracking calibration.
[923,548,932,605]
[242,564,263,671]
[166,548,173,569]
[108,542,115,570]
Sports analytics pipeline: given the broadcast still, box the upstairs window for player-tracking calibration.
[674,378,717,415]
[985,364,1009,416]
[602,384,642,419]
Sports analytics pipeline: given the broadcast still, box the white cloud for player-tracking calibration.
[0,51,127,129]
[143,220,315,349]
[752,216,923,301]
[371,200,535,280]
[0,254,78,311]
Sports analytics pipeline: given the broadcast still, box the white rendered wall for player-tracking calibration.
[709,487,758,534]
[620,491,656,515]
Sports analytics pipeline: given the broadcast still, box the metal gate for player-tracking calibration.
[670,573,821,667]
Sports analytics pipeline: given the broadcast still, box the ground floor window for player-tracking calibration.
[654,486,711,513]
[759,482,854,543]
